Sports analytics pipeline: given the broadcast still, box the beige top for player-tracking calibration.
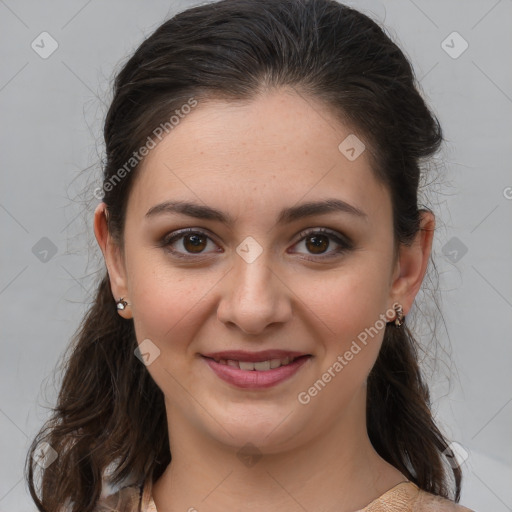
[94,479,476,511]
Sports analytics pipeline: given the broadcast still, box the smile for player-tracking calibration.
[201,353,312,389]
[209,355,300,371]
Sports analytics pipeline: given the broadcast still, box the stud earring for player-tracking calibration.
[116,297,129,310]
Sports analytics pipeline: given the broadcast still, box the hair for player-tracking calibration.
[25,0,463,510]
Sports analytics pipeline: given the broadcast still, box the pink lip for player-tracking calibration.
[202,354,312,389]
[201,350,307,362]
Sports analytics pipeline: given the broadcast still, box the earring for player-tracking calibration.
[394,303,405,327]
[116,297,129,310]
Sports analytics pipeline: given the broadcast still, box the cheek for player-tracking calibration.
[292,257,392,391]
[297,263,390,338]
[295,269,391,413]
[127,256,215,344]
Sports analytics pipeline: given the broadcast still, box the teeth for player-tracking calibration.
[239,361,256,371]
[254,360,271,371]
[215,356,299,371]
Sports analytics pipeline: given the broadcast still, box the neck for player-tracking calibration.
[152,386,406,512]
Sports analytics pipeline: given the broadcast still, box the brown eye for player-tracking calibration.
[304,234,330,254]
[182,233,208,253]
[160,227,351,262]
[161,228,220,259]
[291,227,352,261]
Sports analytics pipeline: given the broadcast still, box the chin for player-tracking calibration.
[201,406,309,454]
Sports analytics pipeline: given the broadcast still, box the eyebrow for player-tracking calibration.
[145,198,367,225]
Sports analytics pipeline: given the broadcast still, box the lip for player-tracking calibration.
[201,353,312,389]
[201,350,308,362]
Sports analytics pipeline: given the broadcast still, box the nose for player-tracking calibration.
[216,251,293,335]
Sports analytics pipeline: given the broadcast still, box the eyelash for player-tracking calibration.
[159,227,353,262]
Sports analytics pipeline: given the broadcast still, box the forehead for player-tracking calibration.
[127,88,390,225]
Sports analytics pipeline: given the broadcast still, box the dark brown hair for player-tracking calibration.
[25,0,462,510]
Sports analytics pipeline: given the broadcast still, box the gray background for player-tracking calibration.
[1,0,511,510]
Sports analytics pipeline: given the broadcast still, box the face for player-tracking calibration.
[98,88,419,454]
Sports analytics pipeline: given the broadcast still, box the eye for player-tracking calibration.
[159,227,352,261]
[290,227,353,261]
[160,228,221,259]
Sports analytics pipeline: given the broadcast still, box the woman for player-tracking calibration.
[25,0,476,510]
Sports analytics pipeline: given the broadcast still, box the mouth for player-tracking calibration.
[200,350,312,388]
[203,354,306,371]
[201,350,310,368]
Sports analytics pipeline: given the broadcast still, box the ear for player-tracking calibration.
[389,210,435,317]
[93,202,132,319]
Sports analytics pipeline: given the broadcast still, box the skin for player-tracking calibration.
[94,87,435,511]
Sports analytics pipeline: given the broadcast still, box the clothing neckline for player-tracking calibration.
[358,481,418,510]
[142,479,418,511]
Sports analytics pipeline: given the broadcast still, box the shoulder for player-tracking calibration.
[93,481,477,512]
[362,482,476,512]
[414,487,476,512]
[92,484,142,511]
